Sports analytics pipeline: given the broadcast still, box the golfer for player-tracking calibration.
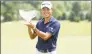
[25,1,60,54]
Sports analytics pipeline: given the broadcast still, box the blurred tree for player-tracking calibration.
[69,12,75,21]
[1,1,91,22]
[1,1,18,22]
[69,1,81,22]
[80,13,85,20]
[80,1,91,21]
[80,1,91,11]
[60,12,66,20]
[86,12,91,21]
[52,1,66,19]
[72,2,81,16]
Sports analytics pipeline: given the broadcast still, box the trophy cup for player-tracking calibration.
[19,9,38,24]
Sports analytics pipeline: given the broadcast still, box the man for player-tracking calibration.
[25,1,60,54]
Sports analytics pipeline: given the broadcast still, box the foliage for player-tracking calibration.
[1,1,91,22]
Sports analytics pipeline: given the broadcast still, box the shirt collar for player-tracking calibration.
[41,16,54,23]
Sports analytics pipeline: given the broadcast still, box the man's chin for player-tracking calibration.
[44,16,50,18]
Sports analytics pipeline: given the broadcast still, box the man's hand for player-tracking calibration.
[24,21,37,39]
[24,21,35,29]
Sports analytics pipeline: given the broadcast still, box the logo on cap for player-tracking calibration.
[41,1,52,9]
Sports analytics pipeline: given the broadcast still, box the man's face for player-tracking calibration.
[41,7,52,18]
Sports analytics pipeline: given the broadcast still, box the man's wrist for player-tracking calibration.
[33,26,36,33]
[33,26,36,30]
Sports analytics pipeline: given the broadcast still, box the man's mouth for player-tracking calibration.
[44,13,48,15]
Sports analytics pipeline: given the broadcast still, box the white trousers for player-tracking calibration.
[36,49,56,54]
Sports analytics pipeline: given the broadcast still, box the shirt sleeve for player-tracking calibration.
[46,22,60,36]
[36,21,39,29]
[36,23,38,29]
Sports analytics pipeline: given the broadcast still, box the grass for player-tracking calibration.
[59,20,91,36]
[1,20,91,54]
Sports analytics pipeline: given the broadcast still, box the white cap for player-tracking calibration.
[41,1,52,9]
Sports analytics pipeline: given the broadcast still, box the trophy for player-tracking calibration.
[19,9,38,24]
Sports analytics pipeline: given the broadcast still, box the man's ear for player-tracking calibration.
[51,8,53,11]
[51,8,53,10]
[51,8,53,13]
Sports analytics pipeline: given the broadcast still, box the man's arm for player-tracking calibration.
[34,28,52,41]
[28,26,37,39]
[33,22,60,41]
[25,22,52,40]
